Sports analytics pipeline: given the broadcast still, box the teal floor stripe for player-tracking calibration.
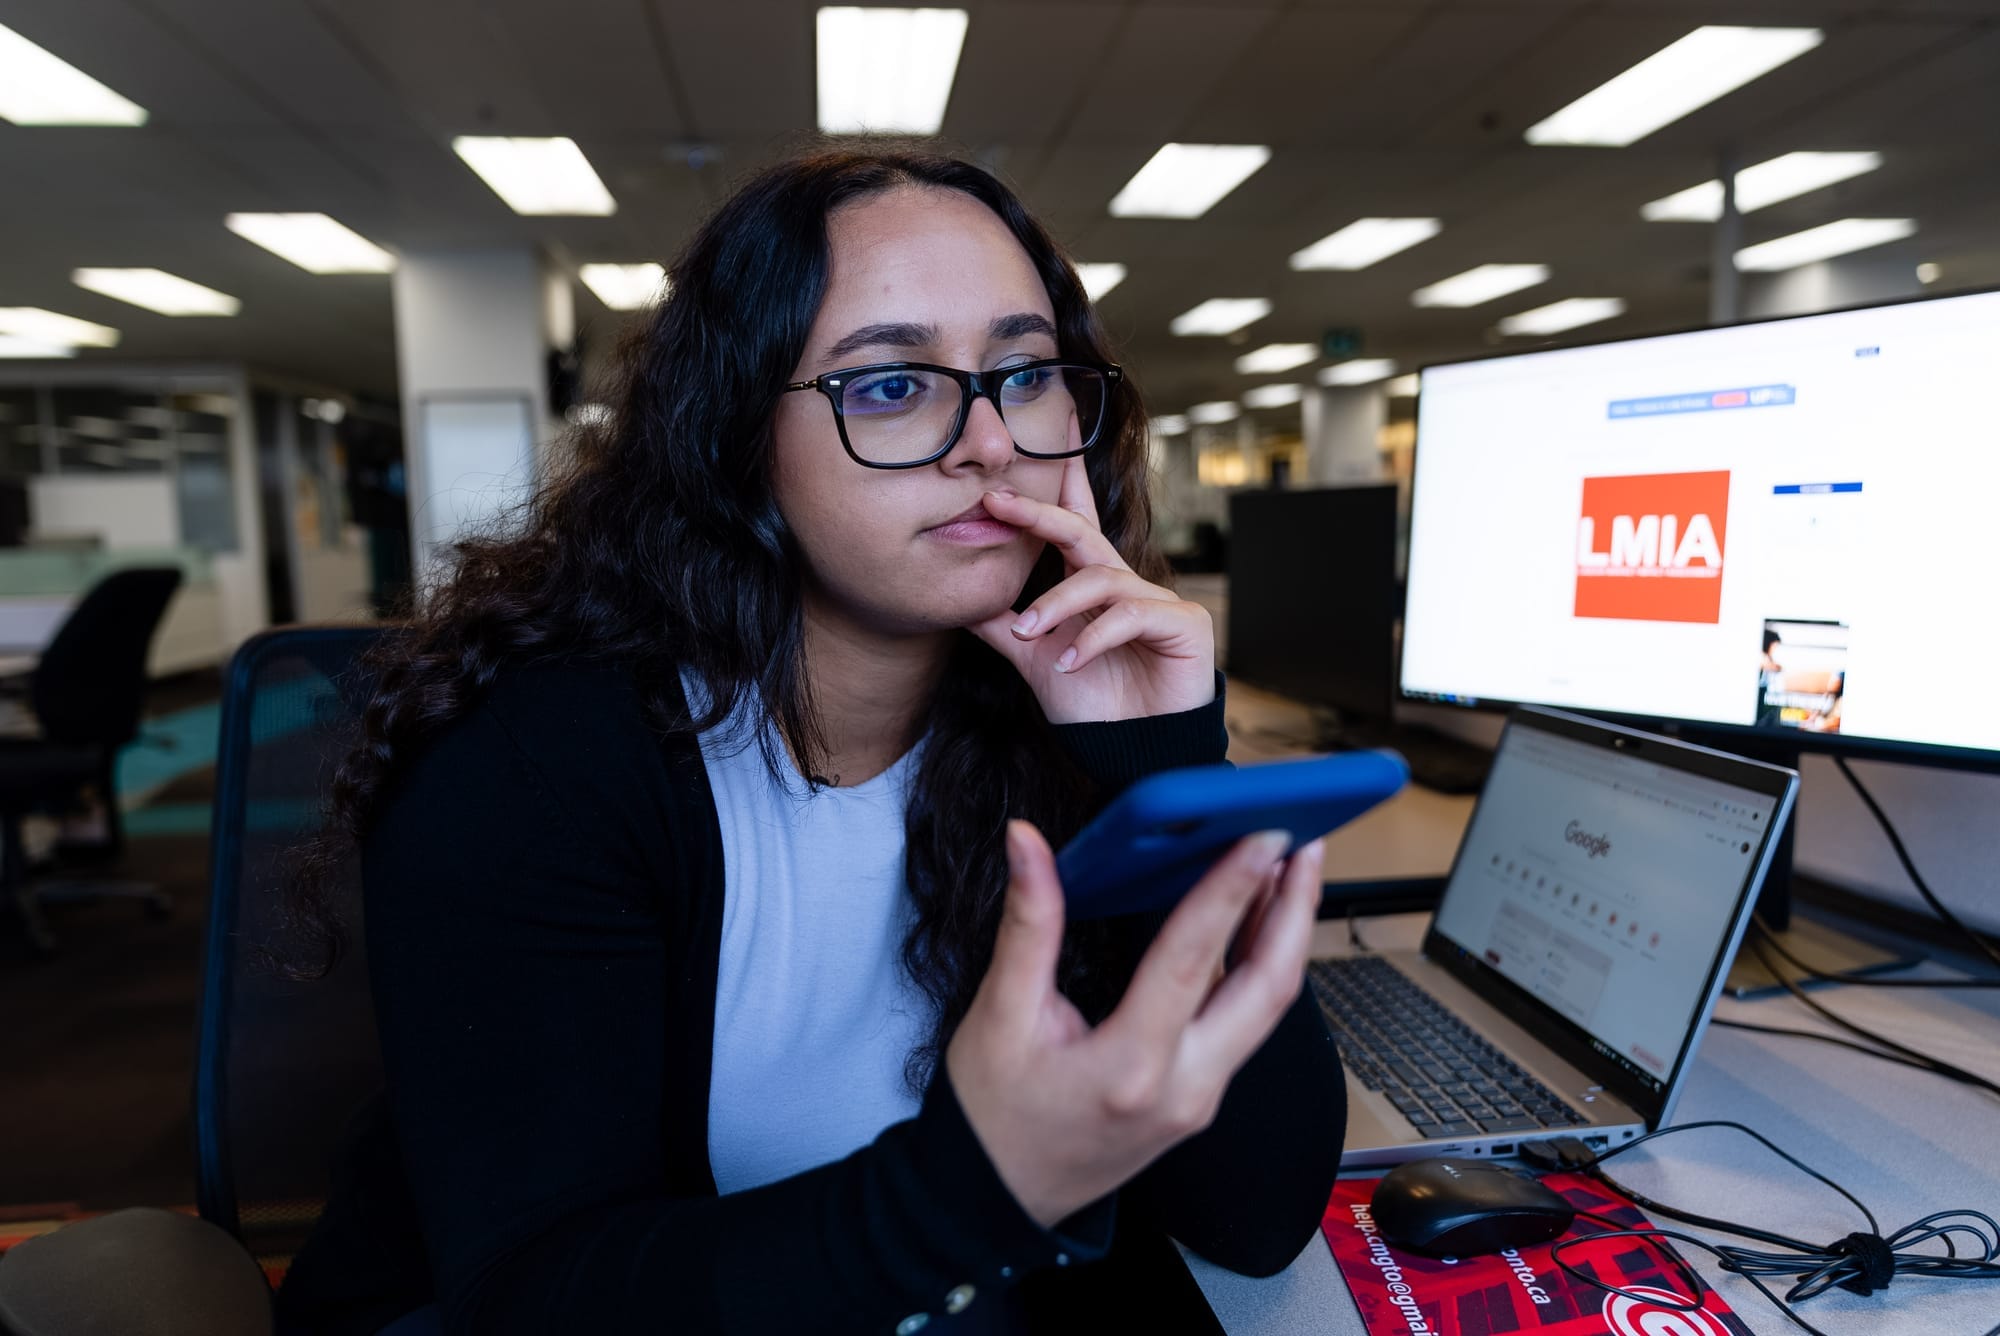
[116,677,326,811]
[116,703,222,807]
[124,797,324,838]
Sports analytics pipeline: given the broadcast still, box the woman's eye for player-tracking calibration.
[851,374,925,408]
[1001,367,1052,398]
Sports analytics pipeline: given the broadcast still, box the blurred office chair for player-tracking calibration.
[0,565,182,956]
[194,624,390,1268]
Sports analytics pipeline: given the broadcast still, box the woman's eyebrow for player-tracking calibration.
[989,312,1056,343]
[824,321,939,362]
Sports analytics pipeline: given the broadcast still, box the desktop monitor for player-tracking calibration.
[1227,483,1398,720]
[1399,287,2000,958]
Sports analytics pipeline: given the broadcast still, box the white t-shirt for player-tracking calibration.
[689,674,933,1195]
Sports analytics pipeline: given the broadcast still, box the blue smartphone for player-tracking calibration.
[1055,750,1409,921]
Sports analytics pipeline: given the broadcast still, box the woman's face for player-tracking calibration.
[771,186,1072,639]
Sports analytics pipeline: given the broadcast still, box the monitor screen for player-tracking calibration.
[1400,288,2000,764]
[1227,484,1398,719]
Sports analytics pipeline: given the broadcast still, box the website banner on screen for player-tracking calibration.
[1401,289,2000,756]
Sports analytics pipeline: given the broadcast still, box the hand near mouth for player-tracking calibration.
[968,454,1215,725]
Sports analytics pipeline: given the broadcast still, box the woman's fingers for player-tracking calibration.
[1100,831,1291,1055]
[1057,448,1100,529]
[1008,564,1177,641]
[980,488,1128,573]
[981,821,1067,1027]
[1051,597,1212,674]
[1184,838,1324,1073]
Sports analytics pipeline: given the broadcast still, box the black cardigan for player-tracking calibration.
[275,661,1346,1335]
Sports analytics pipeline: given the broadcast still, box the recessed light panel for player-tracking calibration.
[816,7,968,134]
[0,22,146,125]
[452,137,616,216]
[1290,218,1441,271]
[1734,219,1916,272]
[1109,144,1271,219]
[1525,27,1823,148]
[1170,298,1271,337]
[225,213,396,273]
[1411,265,1550,309]
[71,269,240,316]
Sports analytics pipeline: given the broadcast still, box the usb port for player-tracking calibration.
[1490,1142,1516,1156]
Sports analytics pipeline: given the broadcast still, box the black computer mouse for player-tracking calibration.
[1371,1157,1576,1258]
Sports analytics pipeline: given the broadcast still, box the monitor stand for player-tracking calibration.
[1717,736,1923,999]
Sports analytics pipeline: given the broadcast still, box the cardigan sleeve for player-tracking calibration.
[1050,674,1349,1278]
[363,688,1107,1336]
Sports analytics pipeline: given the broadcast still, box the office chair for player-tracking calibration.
[0,565,182,956]
[194,624,391,1267]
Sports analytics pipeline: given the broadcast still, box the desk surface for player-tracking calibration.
[1197,680,2000,1334]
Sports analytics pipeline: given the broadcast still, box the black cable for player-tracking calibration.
[1831,754,2000,973]
[1710,1016,1945,1074]
[1748,937,2000,1100]
[1753,919,2000,989]
[1344,903,1372,954]
[1537,1121,2000,1336]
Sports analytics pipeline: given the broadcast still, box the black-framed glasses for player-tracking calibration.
[784,358,1122,469]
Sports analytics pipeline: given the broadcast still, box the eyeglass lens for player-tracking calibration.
[837,365,1107,465]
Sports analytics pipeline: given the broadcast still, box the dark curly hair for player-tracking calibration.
[287,147,1166,1092]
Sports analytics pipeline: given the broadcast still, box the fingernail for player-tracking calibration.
[985,488,1017,504]
[1055,647,1077,672]
[1250,829,1290,862]
[1012,609,1040,635]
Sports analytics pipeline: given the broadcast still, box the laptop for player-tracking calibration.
[1312,705,1799,1168]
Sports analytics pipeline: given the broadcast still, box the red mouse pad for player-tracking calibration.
[1322,1173,1757,1335]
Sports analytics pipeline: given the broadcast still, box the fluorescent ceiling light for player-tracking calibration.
[1188,400,1241,425]
[1149,414,1188,436]
[0,336,76,359]
[1109,143,1271,219]
[71,268,240,316]
[1386,374,1421,398]
[1734,218,1916,272]
[1412,264,1549,309]
[0,308,119,348]
[1233,343,1316,375]
[1289,218,1442,271]
[1319,359,1397,386]
[1075,263,1127,302]
[1499,297,1628,336]
[1641,151,1883,221]
[1525,26,1823,148]
[1169,298,1271,337]
[816,7,967,134]
[451,136,616,216]
[224,213,396,273]
[579,262,668,310]
[1242,383,1304,409]
[0,21,147,125]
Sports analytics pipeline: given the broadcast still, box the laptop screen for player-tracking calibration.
[1428,716,1783,1103]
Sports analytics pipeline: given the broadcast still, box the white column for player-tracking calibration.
[1710,147,1742,326]
[391,247,571,583]
[1302,385,1387,484]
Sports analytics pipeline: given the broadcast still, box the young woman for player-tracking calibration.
[276,149,1347,1336]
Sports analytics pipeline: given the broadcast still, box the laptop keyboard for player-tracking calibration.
[1308,956,1588,1140]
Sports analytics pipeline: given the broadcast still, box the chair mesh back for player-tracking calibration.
[195,625,391,1254]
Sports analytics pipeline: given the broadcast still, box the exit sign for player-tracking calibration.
[1322,327,1364,358]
